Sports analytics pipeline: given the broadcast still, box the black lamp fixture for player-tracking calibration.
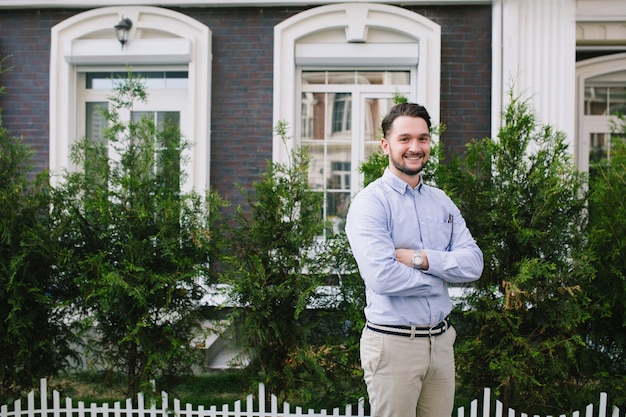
[115,17,132,48]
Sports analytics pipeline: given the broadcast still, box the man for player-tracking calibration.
[345,103,483,417]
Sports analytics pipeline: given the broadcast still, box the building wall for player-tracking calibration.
[0,9,82,172]
[0,4,491,206]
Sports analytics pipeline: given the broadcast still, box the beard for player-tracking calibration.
[390,154,428,177]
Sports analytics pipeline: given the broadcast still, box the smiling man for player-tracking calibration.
[345,103,483,417]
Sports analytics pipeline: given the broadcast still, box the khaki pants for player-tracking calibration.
[360,324,457,417]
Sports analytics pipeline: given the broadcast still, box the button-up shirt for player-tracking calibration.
[345,168,483,326]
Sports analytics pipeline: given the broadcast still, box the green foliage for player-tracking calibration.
[221,122,365,407]
[0,58,78,403]
[445,92,593,414]
[581,114,626,407]
[50,370,250,408]
[49,72,228,397]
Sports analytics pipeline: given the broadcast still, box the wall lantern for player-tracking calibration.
[115,17,132,48]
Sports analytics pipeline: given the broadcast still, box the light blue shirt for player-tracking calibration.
[345,168,483,326]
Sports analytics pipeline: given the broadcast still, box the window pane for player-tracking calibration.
[327,152,351,191]
[590,133,610,163]
[85,102,108,179]
[302,70,409,86]
[301,92,326,141]
[156,112,181,192]
[299,69,411,236]
[327,191,350,233]
[132,111,153,123]
[86,71,188,90]
[307,142,325,190]
[585,86,608,115]
[329,93,352,139]
[302,72,327,85]
[157,112,180,132]
[609,86,626,115]
[357,71,410,85]
[86,102,108,144]
[327,71,356,84]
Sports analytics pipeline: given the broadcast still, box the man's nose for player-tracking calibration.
[409,139,421,152]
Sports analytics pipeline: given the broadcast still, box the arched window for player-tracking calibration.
[273,3,441,232]
[50,6,211,193]
[576,53,626,172]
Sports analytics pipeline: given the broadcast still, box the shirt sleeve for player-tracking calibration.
[422,202,484,283]
[345,192,445,297]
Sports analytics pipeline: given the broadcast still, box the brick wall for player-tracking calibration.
[0,9,81,173]
[0,4,491,208]
[416,5,493,158]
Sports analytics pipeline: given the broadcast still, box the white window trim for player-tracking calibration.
[50,6,212,193]
[575,52,626,172]
[272,2,441,164]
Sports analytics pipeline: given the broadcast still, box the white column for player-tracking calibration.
[494,0,577,148]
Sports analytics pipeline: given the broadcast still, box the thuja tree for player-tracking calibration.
[49,73,227,396]
[580,114,626,406]
[221,122,364,408]
[0,58,77,402]
[444,93,593,414]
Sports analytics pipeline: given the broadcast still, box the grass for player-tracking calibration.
[47,370,252,408]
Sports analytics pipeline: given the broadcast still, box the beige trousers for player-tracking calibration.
[360,324,457,417]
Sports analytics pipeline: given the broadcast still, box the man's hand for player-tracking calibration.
[395,248,429,270]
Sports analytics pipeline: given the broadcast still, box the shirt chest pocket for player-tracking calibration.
[423,221,453,251]
[438,222,454,250]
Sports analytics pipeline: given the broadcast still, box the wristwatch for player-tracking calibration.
[411,251,424,269]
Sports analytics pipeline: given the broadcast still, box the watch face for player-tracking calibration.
[412,254,422,266]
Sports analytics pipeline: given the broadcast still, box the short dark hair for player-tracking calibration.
[381,103,432,138]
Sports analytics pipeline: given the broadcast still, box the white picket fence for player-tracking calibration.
[0,378,622,417]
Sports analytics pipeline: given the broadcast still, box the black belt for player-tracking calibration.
[366,317,450,338]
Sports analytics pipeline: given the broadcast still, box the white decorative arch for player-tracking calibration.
[272,2,441,162]
[575,53,626,171]
[50,6,211,192]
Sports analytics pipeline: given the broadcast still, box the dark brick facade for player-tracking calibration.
[0,4,491,208]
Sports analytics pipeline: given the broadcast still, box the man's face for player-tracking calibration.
[381,115,431,179]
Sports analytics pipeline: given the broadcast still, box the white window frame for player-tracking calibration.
[575,53,626,172]
[77,71,190,178]
[272,2,442,190]
[50,6,212,193]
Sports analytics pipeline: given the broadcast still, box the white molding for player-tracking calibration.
[499,0,577,146]
[576,21,626,45]
[295,43,420,66]
[66,39,192,65]
[272,2,441,163]
[0,0,492,8]
[50,6,212,193]
[491,0,503,139]
[576,0,626,21]
[575,52,626,171]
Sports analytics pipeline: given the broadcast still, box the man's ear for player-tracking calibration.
[380,138,390,155]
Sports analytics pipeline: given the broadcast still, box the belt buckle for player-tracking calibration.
[429,318,446,337]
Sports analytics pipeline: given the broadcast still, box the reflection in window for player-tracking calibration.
[590,133,611,164]
[332,93,351,133]
[300,69,408,235]
[86,102,108,145]
[132,111,182,191]
[585,85,626,115]
[84,102,108,180]
[302,70,410,86]
[87,72,189,90]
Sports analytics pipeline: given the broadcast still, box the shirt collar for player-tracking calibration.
[382,167,423,195]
